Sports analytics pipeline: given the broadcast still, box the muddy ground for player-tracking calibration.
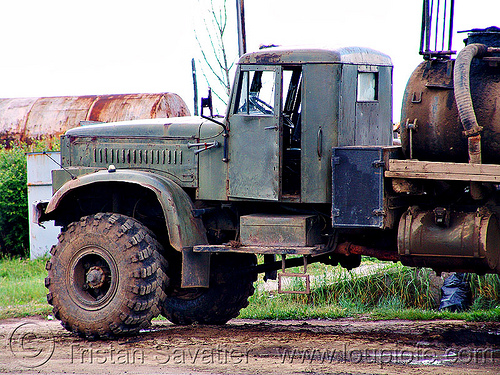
[0,316,499,375]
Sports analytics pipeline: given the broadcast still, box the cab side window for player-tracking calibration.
[357,72,378,102]
[235,70,276,115]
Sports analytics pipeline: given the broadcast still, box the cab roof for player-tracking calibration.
[238,46,392,66]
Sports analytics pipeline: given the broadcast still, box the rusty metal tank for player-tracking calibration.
[0,93,190,147]
[400,27,500,164]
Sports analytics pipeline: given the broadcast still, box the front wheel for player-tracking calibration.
[45,213,167,338]
[161,253,257,325]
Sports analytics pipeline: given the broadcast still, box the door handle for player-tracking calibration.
[264,125,278,130]
[187,141,220,155]
[317,127,323,158]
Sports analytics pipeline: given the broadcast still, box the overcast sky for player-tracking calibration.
[0,0,498,122]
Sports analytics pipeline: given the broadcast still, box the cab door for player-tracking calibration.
[227,66,281,201]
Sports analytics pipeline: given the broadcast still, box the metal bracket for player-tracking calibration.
[411,91,422,103]
[433,207,450,227]
[191,207,216,218]
[187,141,220,155]
[277,255,311,295]
[372,209,386,217]
[406,118,418,159]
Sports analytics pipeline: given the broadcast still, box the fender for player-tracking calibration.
[45,169,208,252]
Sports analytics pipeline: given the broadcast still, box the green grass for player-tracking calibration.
[239,259,500,321]
[0,257,52,319]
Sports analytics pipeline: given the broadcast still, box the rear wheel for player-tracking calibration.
[45,213,167,338]
[161,253,257,325]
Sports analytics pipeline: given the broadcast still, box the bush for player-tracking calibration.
[0,146,28,257]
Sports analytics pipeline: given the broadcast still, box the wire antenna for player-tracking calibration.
[43,151,76,180]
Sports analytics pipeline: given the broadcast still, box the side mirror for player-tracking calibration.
[200,88,213,117]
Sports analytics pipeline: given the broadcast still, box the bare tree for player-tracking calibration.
[195,0,236,112]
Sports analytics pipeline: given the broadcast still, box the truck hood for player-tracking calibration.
[65,116,218,139]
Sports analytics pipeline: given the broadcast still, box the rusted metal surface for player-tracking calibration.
[278,273,310,294]
[0,93,190,147]
[86,93,189,123]
[239,46,392,66]
[400,28,500,164]
[400,59,462,162]
[193,244,329,255]
[278,255,311,295]
[240,214,321,247]
[333,242,399,262]
[398,206,500,273]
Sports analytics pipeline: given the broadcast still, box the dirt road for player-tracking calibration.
[1,316,499,374]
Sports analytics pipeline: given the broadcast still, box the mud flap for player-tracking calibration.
[181,248,211,288]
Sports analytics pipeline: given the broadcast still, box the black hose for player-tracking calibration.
[453,43,488,143]
[453,43,488,199]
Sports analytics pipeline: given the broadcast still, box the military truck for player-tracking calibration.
[38,6,500,337]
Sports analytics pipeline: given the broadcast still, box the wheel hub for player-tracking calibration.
[86,266,106,289]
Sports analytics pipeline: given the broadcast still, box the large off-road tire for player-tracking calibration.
[161,253,257,325]
[45,213,167,338]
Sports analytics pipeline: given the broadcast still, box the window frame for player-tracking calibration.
[356,71,379,102]
[232,65,281,117]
